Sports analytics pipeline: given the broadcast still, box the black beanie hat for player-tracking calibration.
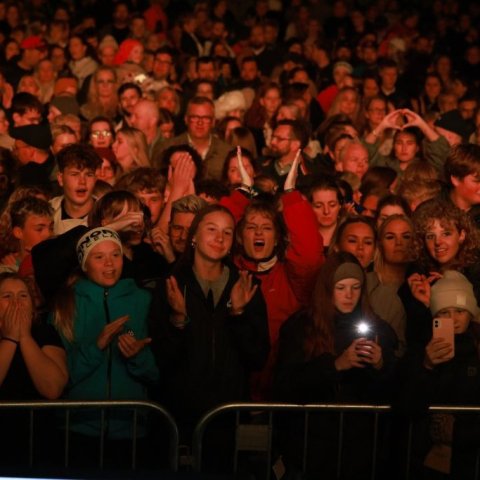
[10,123,53,150]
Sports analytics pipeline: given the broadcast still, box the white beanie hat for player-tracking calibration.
[214,90,247,120]
[76,227,123,271]
[430,271,480,321]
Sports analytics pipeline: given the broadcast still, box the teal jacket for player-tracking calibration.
[57,278,159,438]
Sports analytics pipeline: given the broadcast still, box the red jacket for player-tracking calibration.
[221,190,324,400]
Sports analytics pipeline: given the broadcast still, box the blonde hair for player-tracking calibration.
[374,214,416,279]
[116,126,150,171]
[81,66,119,120]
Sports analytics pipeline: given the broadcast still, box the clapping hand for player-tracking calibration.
[97,315,129,350]
[229,271,258,314]
[118,331,152,358]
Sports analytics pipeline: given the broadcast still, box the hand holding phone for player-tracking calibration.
[425,318,454,368]
[355,338,383,369]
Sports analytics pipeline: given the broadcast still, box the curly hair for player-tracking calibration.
[413,199,479,271]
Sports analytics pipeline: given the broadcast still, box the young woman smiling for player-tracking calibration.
[51,227,158,467]
[399,199,480,349]
[150,204,269,444]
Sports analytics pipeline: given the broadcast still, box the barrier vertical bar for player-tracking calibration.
[266,411,273,480]
[100,408,106,469]
[29,409,34,467]
[233,410,240,473]
[132,408,138,470]
[302,411,309,472]
[371,412,379,480]
[337,411,344,478]
[64,409,70,467]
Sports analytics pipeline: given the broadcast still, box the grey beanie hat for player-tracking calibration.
[430,270,480,321]
[333,262,365,285]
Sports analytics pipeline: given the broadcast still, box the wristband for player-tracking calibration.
[227,299,244,316]
[1,336,19,345]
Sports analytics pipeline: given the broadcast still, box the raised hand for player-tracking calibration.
[284,149,302,191]
[150,227,176,263]
[407,272,442,307]
[402,108,426,129]
[379,109,403,131]
[117,332,152,358]
[236,146,253,188]
[166,276,186,316]
[230,271,258,313]
[170,153,196,197]
[97,315,129,350]
[107,210,144,233]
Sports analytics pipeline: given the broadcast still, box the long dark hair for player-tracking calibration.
[305,252,374,359]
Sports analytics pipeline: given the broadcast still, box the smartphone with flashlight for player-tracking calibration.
[356,321,374,340]
[355,321,375,359]
[433,317,454,359]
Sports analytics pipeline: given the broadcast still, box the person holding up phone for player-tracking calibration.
[399,271,480,478]
[274,252,397,479]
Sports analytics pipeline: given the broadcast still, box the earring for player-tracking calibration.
[192,240,197,248]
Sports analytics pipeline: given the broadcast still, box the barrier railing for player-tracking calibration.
[0,400,179,472]
[192,403,480,480]
[2,401,480,478]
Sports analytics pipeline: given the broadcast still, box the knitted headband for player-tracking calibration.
[333,262,365,285]
[76,227,123,271]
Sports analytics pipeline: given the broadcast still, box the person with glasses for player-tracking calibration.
[152,46,174,83]
[261,118,310,188]
[87,116,115,149]
[155,96,231,181]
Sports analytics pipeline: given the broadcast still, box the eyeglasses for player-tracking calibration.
[91,130,112,138]
[188,115,213,123]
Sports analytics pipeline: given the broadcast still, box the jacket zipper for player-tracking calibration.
[103,288,112,400]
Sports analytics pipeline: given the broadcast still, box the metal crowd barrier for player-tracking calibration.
[2,401,480,478]
[0,400,179,472]
[192,403,480,480]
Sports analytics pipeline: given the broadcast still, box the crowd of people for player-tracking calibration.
[0,0,480,478]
